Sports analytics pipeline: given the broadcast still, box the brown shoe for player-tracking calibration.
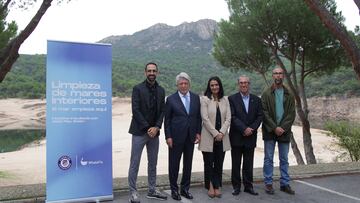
[280,185,295,195]
[265,184,275,195]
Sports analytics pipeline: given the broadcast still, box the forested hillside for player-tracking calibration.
[0,19,359,99]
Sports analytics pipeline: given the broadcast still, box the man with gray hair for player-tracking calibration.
[228,75,263,196]
[165,72,202,201]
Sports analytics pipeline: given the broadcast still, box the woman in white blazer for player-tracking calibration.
[199,76,231,198]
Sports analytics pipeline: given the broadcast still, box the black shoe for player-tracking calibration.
[280,185,295,195]
[244,187,259,196]
[180,190,193,199]
[232,188,241,196]
[265,184,275,195]
[171,191,181,201]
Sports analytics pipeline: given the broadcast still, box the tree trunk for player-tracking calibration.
[354,0,360,15]
[297,105,317,164]
[273,51,317,164]
[298,58,316,164]
[290,135,305,165]
[260,72,270,87]
[303,0,360,80]
[270,51,306,165]
[292,75,317,164]
[0,0,53,82]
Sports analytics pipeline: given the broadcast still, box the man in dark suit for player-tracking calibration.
[127,62,167,203]
[164,72,202,201]
[228,75,263,196]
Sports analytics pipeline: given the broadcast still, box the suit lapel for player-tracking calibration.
[175,92,188,114]
[189,92,196,115]
[248,94,254,115]
[237,93,247,114]
[217,98,224,116]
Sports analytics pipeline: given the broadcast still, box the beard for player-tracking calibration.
[147,75,156,82]
[274,78,283,85]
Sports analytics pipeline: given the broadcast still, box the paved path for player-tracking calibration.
[113,174,360,203]
[1,162,360,202]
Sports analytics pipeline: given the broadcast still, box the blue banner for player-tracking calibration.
[46,40,113,202]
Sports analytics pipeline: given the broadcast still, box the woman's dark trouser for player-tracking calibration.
[202,141,225,190]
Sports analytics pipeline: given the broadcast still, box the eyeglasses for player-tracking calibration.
[273,72,283,75]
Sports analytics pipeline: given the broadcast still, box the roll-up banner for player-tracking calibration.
[46,40,113,203]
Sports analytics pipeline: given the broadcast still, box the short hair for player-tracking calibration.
[176,72,191,84]
[204,76,224,99]
[144,62,158,71]
[237,75,250,83]
[272,67,284,74]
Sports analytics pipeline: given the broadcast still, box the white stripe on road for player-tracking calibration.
[295,180,360,202]
[164,190,193,203]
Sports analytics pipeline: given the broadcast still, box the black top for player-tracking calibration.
[128,80,165,136]
[146,80,158,126]
[215,105,222,145]
[215,105,222,131]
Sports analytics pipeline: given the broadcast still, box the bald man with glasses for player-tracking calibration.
[261,67,296,195]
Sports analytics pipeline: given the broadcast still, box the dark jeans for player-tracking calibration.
[202,141,225,189]
[263,140,290,186]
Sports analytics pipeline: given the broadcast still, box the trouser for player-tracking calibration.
[263,140,290,186]
[202,141,225,189]
[128,134,159,193]
[231,146,255,189]
[168,135,194,192]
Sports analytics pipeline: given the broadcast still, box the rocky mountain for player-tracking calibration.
[2,19,359,100]
[97,19,258,96]
[100,19,218,57]
[1,19,265,99]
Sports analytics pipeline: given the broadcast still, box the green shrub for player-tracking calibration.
[0,129,45,153]
[325,121,360,162]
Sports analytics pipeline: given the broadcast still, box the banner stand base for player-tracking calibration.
[46,194,113,203]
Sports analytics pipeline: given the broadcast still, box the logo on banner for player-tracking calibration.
[80,157,104,166]
[58,155,72,170]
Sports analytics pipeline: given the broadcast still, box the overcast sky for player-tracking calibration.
[7,0,360,55]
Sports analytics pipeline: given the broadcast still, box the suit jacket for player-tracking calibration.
[228,93,263,148]
[128,80,165,136]
[164,91,202,144]
[198,96,231,152]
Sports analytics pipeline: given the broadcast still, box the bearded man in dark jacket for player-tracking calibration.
[261,67,296,195]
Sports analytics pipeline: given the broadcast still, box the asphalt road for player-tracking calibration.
[112,173,360,203]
